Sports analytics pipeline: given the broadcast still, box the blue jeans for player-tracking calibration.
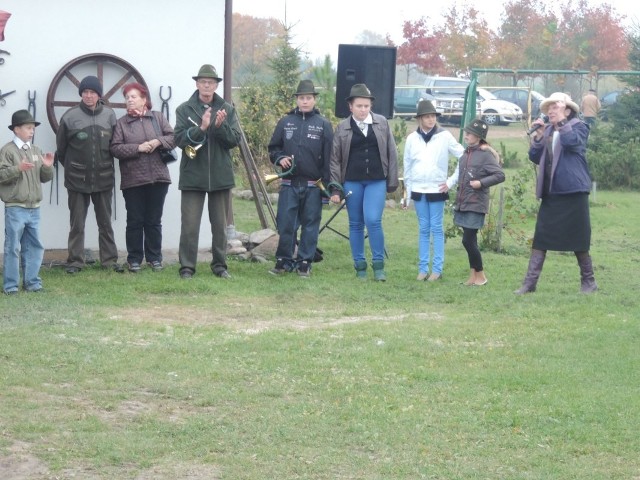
[3,206,44,293]
[344,179,387,263]
[275,184,322,267]
[413,198,445,275]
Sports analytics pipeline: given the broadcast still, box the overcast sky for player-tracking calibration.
[233,0,640,61]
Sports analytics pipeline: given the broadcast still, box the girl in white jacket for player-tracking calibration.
[403,100,464,281]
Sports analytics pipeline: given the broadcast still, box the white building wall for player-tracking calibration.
[0,0,227,250]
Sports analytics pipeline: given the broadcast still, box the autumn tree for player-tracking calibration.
[394,18,445,81]
[232,13,286,85]
[556,0,629,74]
[495,0,556,72]
[435,4,496,76]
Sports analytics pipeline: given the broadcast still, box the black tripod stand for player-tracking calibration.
[319,192,388,258]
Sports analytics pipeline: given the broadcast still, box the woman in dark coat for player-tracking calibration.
[110,82,174,273]
[515,92,597,294]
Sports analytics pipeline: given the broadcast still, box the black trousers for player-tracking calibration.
[122,183,169,264]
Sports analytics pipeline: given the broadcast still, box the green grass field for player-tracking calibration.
[1,132,639,478]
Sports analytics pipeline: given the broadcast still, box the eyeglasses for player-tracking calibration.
[197,79,218,86]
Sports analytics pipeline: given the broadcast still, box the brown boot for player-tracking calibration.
[514,249,546,294]
[576,252,598,293]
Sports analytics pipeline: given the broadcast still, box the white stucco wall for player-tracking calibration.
[0,0,227,250]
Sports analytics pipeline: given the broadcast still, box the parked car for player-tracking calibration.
[599,90,627,121]
[488,88,545,119]
[423,76,481,124]
[476,88,523,125]
[393,85,429,118]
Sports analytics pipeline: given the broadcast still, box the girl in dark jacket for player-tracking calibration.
[453,118,505,286]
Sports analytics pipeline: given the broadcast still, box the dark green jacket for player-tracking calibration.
[56,101,116,193]
[174,91,240,192]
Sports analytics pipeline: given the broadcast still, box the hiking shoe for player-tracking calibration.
[297,261,311,278]
[128,262,142,273]
[148,261,163,272]
[179,269,194,279]
[105,263,125,273]
[269,258,291,276]
[26,288,45,293]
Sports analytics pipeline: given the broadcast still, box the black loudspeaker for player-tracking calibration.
[335,44,397,119]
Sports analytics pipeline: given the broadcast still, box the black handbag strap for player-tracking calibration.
[149,111,163,139]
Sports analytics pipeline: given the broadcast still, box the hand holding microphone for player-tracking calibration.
[527,114,549,136]
[526,123,543,136]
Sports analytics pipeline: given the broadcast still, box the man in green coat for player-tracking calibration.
[174,64,241,279]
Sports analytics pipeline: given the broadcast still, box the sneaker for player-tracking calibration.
[216,270,231,279]
[297,261,311,278]
[128,262,142,273]
[65,266,81,274]
[26,288,45,293]
[269,259,290,276]
[149,261,163,272]
[4,290,18,296]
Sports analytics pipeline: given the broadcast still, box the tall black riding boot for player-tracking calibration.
[576,251,598,293]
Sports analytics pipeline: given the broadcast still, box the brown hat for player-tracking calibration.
[346,83,375,101]
[192,64,223,82]
[8,110,40,131]
[464,118,489,140]
[293,79,318,96]
[416,99,440,117]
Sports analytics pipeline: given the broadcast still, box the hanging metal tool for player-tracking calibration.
[28,90,36,142]
[0,88,15,106]
[159,86,171,122]
[28,90,36,117]
[49,153,59,205]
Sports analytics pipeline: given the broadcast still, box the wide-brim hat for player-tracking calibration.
[540,92,580,115]
[293,79,318,96]
[416,99,440,117]
[192,64,223,82]
[464,118,489,140]
[346,83,375,101]
[8,109,40,131]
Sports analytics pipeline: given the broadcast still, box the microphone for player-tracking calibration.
[526,123,544,136]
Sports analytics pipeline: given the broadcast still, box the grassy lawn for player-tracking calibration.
[1,132,639,478]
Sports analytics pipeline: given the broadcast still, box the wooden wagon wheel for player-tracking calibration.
[46,53,148,133]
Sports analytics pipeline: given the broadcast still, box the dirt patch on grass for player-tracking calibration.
[113,303,443,334]
[0,441,49,480]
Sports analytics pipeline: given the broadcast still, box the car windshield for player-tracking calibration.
[530,91,545,100]
[431,80,468,96]
[477,88,497,100]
